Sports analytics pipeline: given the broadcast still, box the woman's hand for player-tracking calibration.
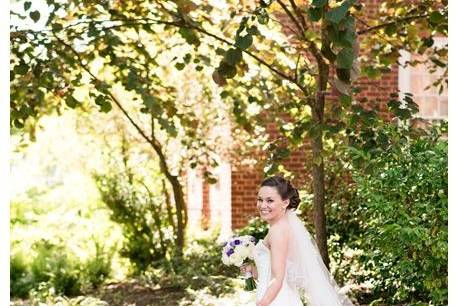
[239,263,254,276]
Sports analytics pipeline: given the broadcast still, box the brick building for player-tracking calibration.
[184,0,447,240]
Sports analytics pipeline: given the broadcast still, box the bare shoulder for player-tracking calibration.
[267,217,290,247]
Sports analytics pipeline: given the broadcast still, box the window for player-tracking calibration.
[398,37,447,120]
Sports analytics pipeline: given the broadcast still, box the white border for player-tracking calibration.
[449,1,458,305]
[1,0,10,303]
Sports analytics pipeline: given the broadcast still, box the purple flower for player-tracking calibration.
[230,239,241,247]
[226,248,235,256]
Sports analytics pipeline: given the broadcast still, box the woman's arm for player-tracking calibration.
[257,224,289,306]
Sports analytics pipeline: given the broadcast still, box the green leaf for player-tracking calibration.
[52,23,63,32]
[218,62,237,79]
[325,0,354,24]
[23,1,31,11]
[100,102,112,113]
[158,118,177,137]
[175,62,186,70]
[95,95,105,106]
[14,62,29,75]
[256,8,269,24]
[362,66,382,79]
[422,37,435,47]
[312,0,327,7]
[88,23,99,37]
[126,69,137,90]
[384,23,397,36]
[336,47,354,69]
[429,11,444,24]
[247,25,260,35]
[144,96,161,114]
[65,95,79,108]
[220,90,230,99]
[13,119,24,129]
[95,95,112,112]
[224,48,243,65]
[29,10,40,23]
[235,34,253,50]
[178,27,200,46]
[309,7,323,21]
[340,94,352,107]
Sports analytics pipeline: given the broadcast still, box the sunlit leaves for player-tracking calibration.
[387,93,419,120]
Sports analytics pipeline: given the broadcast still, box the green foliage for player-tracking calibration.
[349,123,447,305]
[324,121,447,305]
[235,216,269,242]
[10,252,32,298]
[93,151,178,275]
[141,229,237,298]
[11,238,114,299]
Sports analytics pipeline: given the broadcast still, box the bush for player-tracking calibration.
[93,170,177,275]
[354,123,448,305]
[346,122,448,305]
[11,238,114,299]
[10,252,33,298]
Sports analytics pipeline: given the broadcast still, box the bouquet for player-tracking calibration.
[221,235,257,291]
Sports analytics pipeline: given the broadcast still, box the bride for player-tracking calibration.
[240,175,354,306]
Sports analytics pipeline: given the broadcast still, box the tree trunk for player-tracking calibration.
[310,59,330,269]
[151,114,186,257]
[162,178,177,236]
[311,127,330,269]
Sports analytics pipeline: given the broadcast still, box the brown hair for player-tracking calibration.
[260,175,300,210]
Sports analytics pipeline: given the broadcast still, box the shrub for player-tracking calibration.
[347,122,448,305]
[11,238,113,299]
[235,215,269,242]
[93,170,177,275]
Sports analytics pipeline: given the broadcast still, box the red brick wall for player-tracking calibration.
[201,179,210,230]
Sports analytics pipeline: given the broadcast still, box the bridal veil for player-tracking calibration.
[285,209,354,306]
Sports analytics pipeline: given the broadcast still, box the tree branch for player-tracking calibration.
[357,13,429,35]
[277,0,305,37]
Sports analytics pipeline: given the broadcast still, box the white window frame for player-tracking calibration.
[398,37,448,121]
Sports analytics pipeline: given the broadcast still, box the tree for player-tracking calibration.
[11,0,447,266]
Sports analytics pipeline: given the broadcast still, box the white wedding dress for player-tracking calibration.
[250,209,354,306]
[253,239,303,305]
